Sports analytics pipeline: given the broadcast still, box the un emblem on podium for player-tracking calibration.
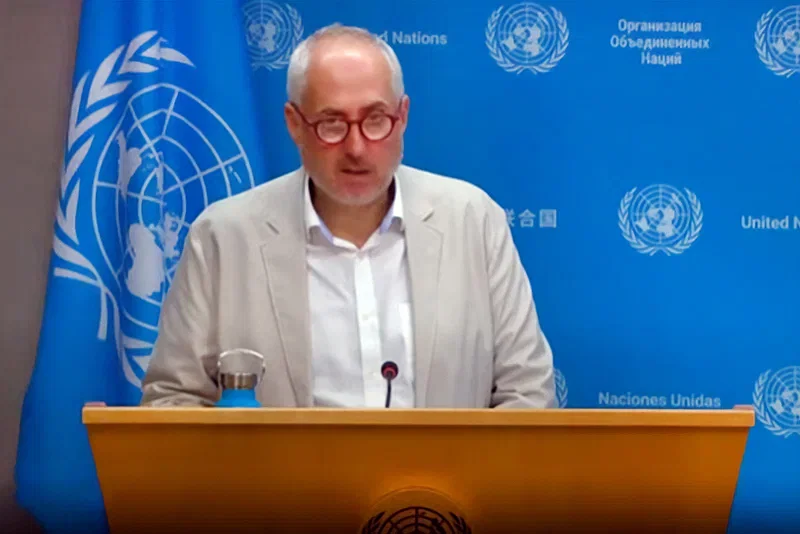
[361,487,471,533]
[362,507,470,534]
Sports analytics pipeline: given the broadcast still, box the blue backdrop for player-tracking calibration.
[248,1,800,530]
[15,1,799,532]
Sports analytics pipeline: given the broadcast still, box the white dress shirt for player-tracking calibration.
[304,176,415,408]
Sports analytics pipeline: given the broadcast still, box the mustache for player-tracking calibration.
[338,160,373,172]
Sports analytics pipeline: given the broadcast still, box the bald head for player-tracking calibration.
[286,24,404,105]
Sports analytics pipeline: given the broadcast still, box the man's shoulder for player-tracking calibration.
[189,168,301,232]
[398,164,503,218]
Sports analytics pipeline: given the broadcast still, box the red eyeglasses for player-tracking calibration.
[291,100,403,145]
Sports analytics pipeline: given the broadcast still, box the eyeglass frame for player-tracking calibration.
[289,99,405,146]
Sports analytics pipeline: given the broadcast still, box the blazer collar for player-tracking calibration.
[261,167,306,239]
[395,165,434,223]
[263,165,435,227]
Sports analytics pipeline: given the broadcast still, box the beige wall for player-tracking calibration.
[0,0,82,530]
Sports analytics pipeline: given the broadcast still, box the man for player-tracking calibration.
[140,24,556,408]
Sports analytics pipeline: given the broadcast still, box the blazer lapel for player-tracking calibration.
[259,171,312,406]
[401,169,442,408]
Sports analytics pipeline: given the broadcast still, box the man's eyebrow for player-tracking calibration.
[366,101,395,114]
[362,101,391,111]
[316,101,391,117]
[316,108,346,117]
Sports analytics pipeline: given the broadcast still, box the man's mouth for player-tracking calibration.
[341,168,370,175]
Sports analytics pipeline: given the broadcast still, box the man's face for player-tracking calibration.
[285,37,409,207]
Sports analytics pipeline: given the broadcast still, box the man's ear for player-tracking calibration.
[398,94,410,134]
[284,102,302,145]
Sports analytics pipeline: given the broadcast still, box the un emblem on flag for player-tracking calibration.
[485,2,569,74]
[756,6,800,78]
[753,366,800,438]
[617,184,703,256]
[54,32,255,388]
[242,0,304,70]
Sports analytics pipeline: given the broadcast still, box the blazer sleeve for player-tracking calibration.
[139,223,220,406]
[484,197,557,408]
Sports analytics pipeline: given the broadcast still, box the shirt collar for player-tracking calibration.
[304,173,404,242]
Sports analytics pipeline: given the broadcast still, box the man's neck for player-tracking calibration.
[311,180,394,249]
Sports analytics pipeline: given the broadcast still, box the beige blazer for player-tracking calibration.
[140,164,556,408]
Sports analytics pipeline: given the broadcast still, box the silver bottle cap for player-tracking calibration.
[219,372,260,390]
[216,348,265,389]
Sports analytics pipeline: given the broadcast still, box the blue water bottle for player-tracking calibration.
[215,348,265,408]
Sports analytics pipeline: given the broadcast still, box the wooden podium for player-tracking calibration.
[82,406,754,533]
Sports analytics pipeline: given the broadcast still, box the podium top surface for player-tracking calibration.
[82,406,755,427]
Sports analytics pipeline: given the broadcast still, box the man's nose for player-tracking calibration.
[343,124,366,157]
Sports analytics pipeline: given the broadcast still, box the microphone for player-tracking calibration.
[381,361,399,408]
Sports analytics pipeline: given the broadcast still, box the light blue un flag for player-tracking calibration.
[14,1,268,531]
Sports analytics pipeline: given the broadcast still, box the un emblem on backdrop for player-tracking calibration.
[753,366,800,438]
[55,32,255,388]
[485,3,569,74]
[242,0,303,70]
[554,368,568,408]
[618,184,703,256]
[756,5,800,77]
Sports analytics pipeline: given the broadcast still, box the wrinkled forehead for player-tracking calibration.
[302,38,397,114]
